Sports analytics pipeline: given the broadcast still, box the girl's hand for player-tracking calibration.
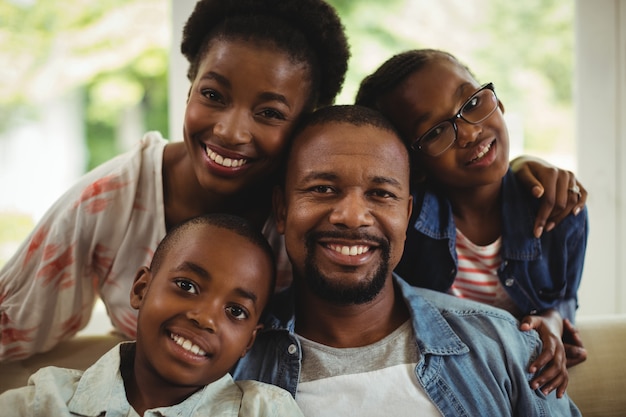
[520,311,568,398]
[562,318,588,367]
[510,156,587,238]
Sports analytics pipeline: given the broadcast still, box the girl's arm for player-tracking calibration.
[510,155,586,238]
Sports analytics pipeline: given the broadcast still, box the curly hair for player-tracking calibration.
[181,0,349,109]
[355,49,475,110]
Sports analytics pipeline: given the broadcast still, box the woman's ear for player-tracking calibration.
[130,267,151,310]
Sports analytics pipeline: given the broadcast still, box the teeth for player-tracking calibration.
[472,142,492,162]
[329,244,370,256]
[206,148,247,168]
[171,333,207,356]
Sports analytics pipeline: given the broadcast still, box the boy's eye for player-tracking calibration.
[226,305,249,320]
[175,279,198,294]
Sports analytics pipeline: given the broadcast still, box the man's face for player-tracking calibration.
[275,122,412,304]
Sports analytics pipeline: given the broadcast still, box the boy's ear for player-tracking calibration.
[130,267,151,310]
[240,324,263,358]
[272,185,287,234]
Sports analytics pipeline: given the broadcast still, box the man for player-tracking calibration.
[232,105,581,416]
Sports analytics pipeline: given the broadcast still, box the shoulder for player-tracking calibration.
[236,380,303,416]
[0,366,83,415]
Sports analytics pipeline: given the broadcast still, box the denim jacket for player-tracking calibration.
[395,168,588,322]
[232,276,581,416]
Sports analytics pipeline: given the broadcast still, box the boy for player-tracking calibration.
[0,213,303,416]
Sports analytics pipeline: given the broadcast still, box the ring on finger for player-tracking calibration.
[568,184,581,198]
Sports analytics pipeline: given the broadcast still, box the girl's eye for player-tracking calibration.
[226,305,249,320]
[463,96,480,112]
[175,279,198,294]
[421,124,446,144]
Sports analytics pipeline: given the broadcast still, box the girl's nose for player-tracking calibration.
[455,120,482,148]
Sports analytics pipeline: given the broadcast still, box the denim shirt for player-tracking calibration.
[395,168,588,322]
[232,276,581,416]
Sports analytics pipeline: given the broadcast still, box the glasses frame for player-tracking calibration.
[411,82,498,157]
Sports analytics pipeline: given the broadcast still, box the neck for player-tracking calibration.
[162,142,270,231]
[294,278,409,348]
[124,345,200,415]
[443,181,502,245]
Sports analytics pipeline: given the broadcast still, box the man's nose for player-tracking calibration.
[328,191,374,229]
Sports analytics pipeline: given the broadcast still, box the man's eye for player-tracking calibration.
[175,279,198,294]
[370,189,396,199]
[227,305,249,320]
[310,185,334,193]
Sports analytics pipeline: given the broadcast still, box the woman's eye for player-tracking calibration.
[227,306,249,320]
[257,108,285,120]
[175,279,198,294]
[201,88,223,103]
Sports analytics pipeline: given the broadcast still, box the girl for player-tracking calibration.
[356,49,588,398]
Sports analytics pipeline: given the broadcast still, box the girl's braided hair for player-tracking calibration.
[355,49,474,110]
[181,0,350,109]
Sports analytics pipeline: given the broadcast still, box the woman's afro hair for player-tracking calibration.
[181,0,350,108]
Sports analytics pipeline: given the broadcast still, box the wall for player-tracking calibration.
[575,0,625,315]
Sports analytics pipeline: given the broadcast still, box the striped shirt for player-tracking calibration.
[449,229,519,315]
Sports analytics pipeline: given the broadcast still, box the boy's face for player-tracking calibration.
[274,121,412,304]
[379,58,510,190]
[130,224,272,389]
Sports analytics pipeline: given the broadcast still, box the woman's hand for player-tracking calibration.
[520,310,568,398]
[510,156,587,238]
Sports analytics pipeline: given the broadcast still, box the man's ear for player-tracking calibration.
[130,267,151,310]
[240,324,263,358]
[406,193,413,222]
[272,185,287,234]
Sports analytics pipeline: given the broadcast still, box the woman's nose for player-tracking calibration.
[213,109,252,145]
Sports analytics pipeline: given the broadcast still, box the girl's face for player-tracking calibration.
[183,38,312,196]
[379,58,509,190]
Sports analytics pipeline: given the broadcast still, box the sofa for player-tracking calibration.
[1,315,625,416]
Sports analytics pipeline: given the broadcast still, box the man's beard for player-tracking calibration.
[301,230,391,305]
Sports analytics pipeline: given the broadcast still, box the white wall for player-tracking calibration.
[575,0,626,315]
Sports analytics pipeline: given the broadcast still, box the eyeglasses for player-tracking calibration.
[411,82,498,157]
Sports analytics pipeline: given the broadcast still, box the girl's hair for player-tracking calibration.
[181,0,350,109]
[355,49,475,111]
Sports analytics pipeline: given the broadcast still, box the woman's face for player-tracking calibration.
[183,38,312,196]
